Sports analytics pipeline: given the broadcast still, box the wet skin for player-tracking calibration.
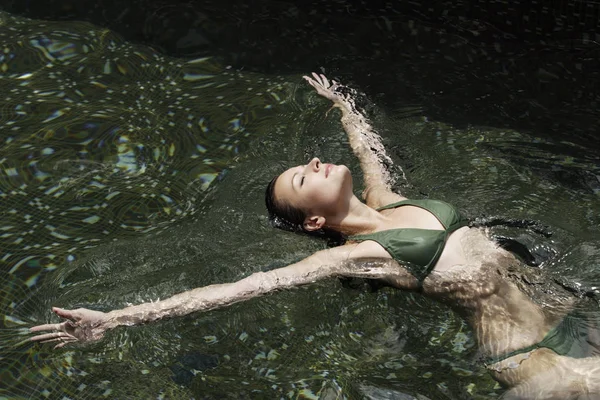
[273,157,354,231]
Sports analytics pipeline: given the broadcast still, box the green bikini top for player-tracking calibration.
[349,199,468,281]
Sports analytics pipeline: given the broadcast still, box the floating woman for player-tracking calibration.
[30,73,600,399]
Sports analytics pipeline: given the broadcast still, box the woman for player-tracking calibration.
[30,73,600,399]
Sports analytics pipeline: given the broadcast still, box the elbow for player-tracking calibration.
[242,271,281,295]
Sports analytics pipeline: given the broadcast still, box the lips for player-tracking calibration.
[325,164,333,178]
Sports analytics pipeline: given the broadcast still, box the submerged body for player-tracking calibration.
[425,228,600,397]
[29,73,600,399]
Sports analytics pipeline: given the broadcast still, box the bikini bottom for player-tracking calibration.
[485,310,600,367]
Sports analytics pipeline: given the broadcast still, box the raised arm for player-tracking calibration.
[29,244,419,348]
[303,73,406,208]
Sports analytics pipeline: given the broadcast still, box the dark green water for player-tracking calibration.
[0,8,599,400]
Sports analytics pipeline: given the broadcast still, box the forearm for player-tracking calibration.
[106,280,259,329]
[339,108,394,193]
[304,73,404,199]
[105,257,418,329]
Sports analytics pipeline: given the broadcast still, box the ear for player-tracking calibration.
[303,215,326,232]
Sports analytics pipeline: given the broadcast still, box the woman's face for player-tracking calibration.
[274,157,353,220]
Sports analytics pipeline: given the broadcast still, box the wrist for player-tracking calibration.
[339,106,352,118]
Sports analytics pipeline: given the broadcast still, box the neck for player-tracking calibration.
[324,196,386,236]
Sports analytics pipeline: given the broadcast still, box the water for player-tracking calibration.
[0,7,599,400]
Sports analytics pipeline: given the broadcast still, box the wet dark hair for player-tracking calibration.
[265,174,346,246]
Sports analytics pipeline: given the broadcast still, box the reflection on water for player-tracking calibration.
[1,8,600,400]
[0,10,292,287]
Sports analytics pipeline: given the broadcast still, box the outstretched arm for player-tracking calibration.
[303,73,406,208]
[30,244,419,348]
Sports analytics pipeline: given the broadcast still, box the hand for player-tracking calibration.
[30,307,111,349]
[303,72,354,112]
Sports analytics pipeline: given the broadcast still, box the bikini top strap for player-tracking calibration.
[376,200,413,211]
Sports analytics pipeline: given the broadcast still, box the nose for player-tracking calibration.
[306,157,321,173]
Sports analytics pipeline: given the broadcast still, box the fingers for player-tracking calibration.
[310,72,330,88]
[311,72,327,86]
[303,76,321,90]
[54,340,76,349]
[30,322,63,333]
[303,72,349,106]
[304,72,340,93]
[40,337,70,344]
[30,307,77,332]
[40,336,77,350]
[302,75,316,87]
[29,307,81,348]
[304,73,330,88]
[53,307,75,319]
[311,71,320,83]
[30,331,75,342]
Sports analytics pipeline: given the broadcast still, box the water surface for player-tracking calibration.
[1,9,599,400]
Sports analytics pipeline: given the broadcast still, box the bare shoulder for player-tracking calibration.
[363,186,407,209]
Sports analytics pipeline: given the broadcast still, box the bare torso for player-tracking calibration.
[425,228,553,354]
[423,228,600,393]
[361,202,600,391]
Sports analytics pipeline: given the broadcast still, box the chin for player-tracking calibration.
[339,165,354,191]
[336,164,351,176]
[342,165,352,180]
